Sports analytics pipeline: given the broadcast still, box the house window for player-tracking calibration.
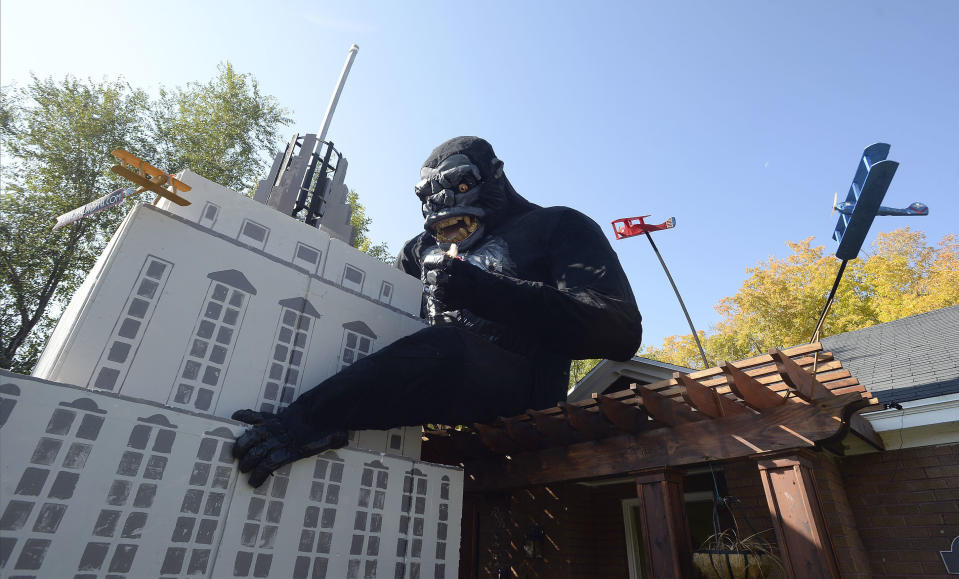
[199,202,219,229]
[342,264,364,292]
[90,256,172,392]
[256,298,320,414]
[293,243,322,274]
[238,219,269,250]
[622,498,645,579]
[378,282,393,305]
[169,270,256,412]
[340,321,377,370]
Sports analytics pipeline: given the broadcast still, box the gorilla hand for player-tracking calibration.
[421,251,486,311]
[232,409,347,487]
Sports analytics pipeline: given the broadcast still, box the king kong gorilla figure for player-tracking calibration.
[233,136,643,487]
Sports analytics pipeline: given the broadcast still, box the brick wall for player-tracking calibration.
[576,483,634,578]
[722,461,776,539]
[841,443,959,578]
[814,453,874,578]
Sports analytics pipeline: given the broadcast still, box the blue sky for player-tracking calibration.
[3,0,957,350]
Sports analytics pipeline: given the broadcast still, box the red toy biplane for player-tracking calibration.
[611,215,676,240]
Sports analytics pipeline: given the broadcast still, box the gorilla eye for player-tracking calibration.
[457,183,470,193]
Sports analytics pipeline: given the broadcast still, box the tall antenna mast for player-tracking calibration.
[318,44,359,143]
[251,44,360,243]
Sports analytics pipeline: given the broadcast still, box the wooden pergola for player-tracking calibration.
[423,343,883,578]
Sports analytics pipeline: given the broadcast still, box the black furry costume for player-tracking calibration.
[233,137,642,486]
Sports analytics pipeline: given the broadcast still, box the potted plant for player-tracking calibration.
[693,528,784,579]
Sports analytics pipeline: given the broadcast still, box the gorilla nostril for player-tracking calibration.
[430,191,453,208]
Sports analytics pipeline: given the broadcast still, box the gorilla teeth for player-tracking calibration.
[435,215,479,244]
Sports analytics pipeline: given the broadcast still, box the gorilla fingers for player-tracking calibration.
[232,408,348,487]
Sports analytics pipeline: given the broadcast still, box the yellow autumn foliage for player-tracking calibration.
[644,228,958,369]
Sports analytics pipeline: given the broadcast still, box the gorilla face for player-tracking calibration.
[415,153,488,249]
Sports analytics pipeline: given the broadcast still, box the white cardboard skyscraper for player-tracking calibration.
[0,110,463,576]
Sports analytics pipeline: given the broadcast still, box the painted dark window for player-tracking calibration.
[395,468,428,579]
[379,282,393,305]
[257,299,319,414]
[292,453,344,579]
[239,220,269,250]
[0,399,105,576]
[0,383,21,429]
[342,265,365,292]
[170,271,255,413]
[90,256,172,392]
[340,322,376,371]
[161,427,234,578]
[293,243,322,274]
[79,414,176,576]
[233,461,291,578]
[199,202,220,229]
[435,474,451,576]
[350,460,388,579]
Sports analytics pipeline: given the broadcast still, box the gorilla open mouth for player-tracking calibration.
[432,214,480,244]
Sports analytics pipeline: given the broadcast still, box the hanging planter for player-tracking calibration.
[692,529,784,579]
[695,464,785,578]
[693,550,781,579]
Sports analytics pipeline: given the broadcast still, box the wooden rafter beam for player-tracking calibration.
[676,373,753,418]
[527,408,580,447]
[634,385,703,426]
[560,401,615,441]
[769,348,883,450]
[639,343,854,400]
[500,415,544,451]
[850,412,885,450]
[463,392,871,492]
[596,395,655,434]
[472,422,516,454]
[721,362,788,410]
[770,348,833,402]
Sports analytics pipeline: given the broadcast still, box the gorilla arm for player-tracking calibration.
[436,208,642,361]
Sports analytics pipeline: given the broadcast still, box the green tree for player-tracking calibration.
[1,76,151,372]
[149,62,291,193]
[1,67,291,372]
[347,189,393,263]
[644,228,959,369]
[569,358,601,389]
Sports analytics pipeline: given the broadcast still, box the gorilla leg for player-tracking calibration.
[277,325,536,445]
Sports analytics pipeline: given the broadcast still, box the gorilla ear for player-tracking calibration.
[491,157,504,179]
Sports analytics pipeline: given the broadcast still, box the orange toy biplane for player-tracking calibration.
[110,149,191,206]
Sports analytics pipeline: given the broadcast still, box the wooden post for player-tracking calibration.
[756,453,840,578]
[635,468,693,578]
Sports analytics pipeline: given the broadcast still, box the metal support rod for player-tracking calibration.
[810,259,848,344]
[317,44,359,144]
[644,231,710,368]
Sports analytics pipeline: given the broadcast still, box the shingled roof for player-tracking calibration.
[821,305,959,405]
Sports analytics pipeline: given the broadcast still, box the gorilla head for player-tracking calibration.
[415,136,536,251]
